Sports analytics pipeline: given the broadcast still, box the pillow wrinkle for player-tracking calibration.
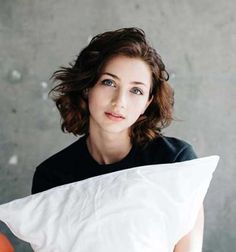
[0,156,220,252]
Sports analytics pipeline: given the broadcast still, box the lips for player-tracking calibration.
[105,112,125,119]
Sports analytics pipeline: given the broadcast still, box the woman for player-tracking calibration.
[31,27,204,251]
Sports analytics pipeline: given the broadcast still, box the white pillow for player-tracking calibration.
[0,156,219,252]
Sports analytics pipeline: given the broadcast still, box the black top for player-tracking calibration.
[31,135,197,194]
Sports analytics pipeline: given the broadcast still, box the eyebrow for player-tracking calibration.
[101,72,147,86]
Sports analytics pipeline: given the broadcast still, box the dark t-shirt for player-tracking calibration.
[31,134,197,194]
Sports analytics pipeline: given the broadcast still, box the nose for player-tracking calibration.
[111,88,127,109]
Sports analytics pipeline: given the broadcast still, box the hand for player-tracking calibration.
[174,204,204,252]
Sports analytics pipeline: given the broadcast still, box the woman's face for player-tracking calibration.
[87,55,153,136]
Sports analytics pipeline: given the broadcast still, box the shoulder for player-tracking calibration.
[37,136,85,169]
[143,135,198,163]
[31,135,86,194]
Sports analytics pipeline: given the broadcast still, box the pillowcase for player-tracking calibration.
[0,156,219,252]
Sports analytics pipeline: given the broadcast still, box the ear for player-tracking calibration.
[142,95,153,114]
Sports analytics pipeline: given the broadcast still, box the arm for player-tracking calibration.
[173,204,204,252]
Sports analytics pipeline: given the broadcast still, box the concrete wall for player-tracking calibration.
[0,0,235,251]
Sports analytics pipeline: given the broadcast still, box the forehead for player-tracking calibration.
[101,55,152,84]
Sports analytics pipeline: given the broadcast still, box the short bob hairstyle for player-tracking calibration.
[49,27,175,147]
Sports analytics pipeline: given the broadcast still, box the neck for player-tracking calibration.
[86,131,132,165]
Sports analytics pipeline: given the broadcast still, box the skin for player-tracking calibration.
[174,205,204,252]
[87,55,153,165]
[86,54,204,251]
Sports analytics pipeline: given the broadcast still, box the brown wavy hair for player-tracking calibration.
[49,27,175,147]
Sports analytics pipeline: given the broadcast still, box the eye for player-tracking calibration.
[131,87,143,95]
[101,79,115,87]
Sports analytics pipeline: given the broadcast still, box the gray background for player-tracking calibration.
[0,0,235,251]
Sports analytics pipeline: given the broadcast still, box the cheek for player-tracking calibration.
[128,97,148,113]
[127,101,147,121]
[88,89,108,112]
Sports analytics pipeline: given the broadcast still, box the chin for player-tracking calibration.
[101,126,129,135]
